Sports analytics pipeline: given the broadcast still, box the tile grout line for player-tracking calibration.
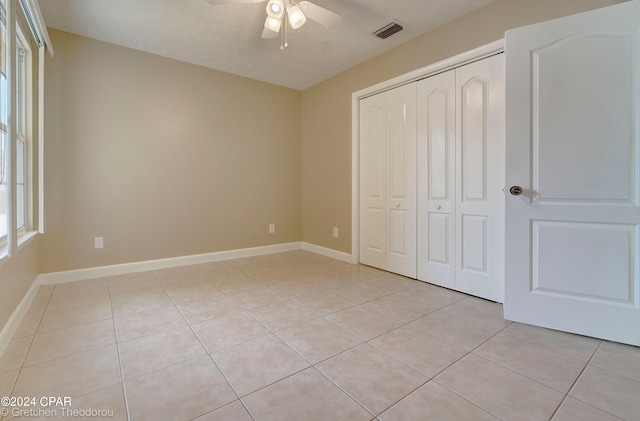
[107,275,132,421]
[257,282,476,419]
[153,265,258,421]
[555,339,627,421]
[317,276,495,416]
[431,379,507,421]
[355,290,512,421]
[466,326,606,401]
[360,318,493,418]
[207,258,357,420]
[309,365,377,419]
[586,340,640,384]
[393,300,601,420]
[1,285,54,421]
[191,264,493,419]
[6,281,125,420]
[427,316,518,420]
[441,347,616,421]
[191,262,389,417]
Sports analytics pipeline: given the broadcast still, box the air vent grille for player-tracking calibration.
[373,22,403,39]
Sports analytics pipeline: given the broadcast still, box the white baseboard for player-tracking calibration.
[0,275,41,357]
[38,241,356,286]
[301,242,355,264]
[38,242,304,285]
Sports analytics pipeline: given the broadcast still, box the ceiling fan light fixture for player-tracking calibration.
[266,0,284,19]
[287,3,306,29]
[264,15,282,32]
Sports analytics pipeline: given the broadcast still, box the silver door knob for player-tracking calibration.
[509,186,523,196]
[395,203,400,208]
[436,205,442,210]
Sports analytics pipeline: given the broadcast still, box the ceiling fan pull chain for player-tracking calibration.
[285,12,289,48]
[282,12,289,49]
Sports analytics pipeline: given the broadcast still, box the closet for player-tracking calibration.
[358,52,505,302]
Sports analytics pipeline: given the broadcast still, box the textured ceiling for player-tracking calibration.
[38,0,495,90]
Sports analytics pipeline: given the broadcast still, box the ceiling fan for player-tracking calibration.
[206,0,343,49]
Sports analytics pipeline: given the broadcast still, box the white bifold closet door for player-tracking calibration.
[359,83,417,278]
[417,54,505,303]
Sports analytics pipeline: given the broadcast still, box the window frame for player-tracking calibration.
[0,0,41,261]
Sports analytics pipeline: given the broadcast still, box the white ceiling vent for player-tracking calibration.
[373,22,403,39]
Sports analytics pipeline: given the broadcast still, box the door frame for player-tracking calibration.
[351,39,505,266]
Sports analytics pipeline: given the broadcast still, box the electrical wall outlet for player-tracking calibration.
[94,237,104,249]
[333,227,339,238]
[269,224,275,234]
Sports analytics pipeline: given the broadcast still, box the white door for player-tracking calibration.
[417,71,456,288]
[359,92,386,270]
[385,83,417,278]
[504,0,640,345]
[359,83,417,278]
[455,55,505,303]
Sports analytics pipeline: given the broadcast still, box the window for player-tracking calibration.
[0,0,40,253]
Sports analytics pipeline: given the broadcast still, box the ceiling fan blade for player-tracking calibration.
[298,1,342,26]
[206,0,265,5]
[261,26,279,39]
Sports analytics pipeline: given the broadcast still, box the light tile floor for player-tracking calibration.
[1,250,639,420]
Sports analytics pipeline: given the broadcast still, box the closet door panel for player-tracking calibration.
[460,78,488,201]
[455,54,505,302]
[461,214,488,272]
[386,83,417,278]
[417,71,456,287]
[428,90,450,200]
[428,213,451,263]
[359,93,386,269]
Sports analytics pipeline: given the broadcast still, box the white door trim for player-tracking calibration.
[351,39,505,265]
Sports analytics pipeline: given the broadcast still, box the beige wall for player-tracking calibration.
[40,30,302,273]
[301,0,618,253]
[38,0,620,272]
[0,238,39,336]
